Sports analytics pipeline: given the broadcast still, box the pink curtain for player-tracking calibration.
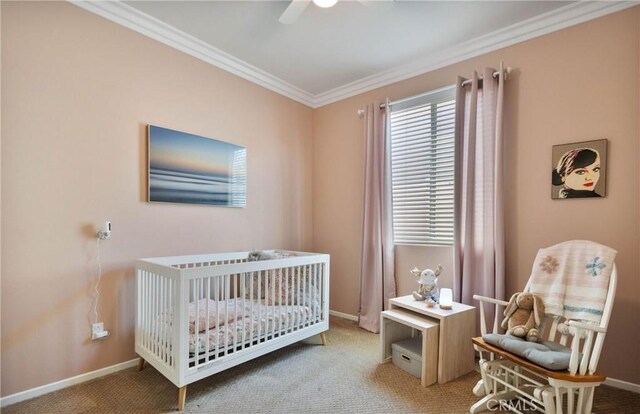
[359,102,396,333]
[453,65,506,325]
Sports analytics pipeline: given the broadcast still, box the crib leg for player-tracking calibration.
[136,357,145,372]
[320,332,328,346]
[178,386,187,411]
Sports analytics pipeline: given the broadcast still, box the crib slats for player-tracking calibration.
[303,265,308,327]
[242,272,246,350]
[215,276,220,360]
[153,273,158,357]
[140,271,145,351]
[258,270,262,342]
[250,272,254,346]
[158,277,162,361]
[224,273,229,355]
[316,264,320,324]
[273,269,278,338]
[205,278,211,363]
[312,264,316,325]
[234,272,238,347]
[163,276,168,366]
[147,271,152,354]
[265,270,270,341]
[144,271,148,353]
[285,267,290,333]
[169,277,173,367]
[193,281,199,357]
[321,263,326,320]
[149,272,154,357]
[299,266,302,329]
[306,265,311,327]
[137,252,329,382]
[148,273,153,356]
[278,268,283,336]
[264,270,268,341]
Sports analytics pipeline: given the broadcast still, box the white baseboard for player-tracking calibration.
[0,358,139,408]
[604,378,640,394]
[329,309,359,322]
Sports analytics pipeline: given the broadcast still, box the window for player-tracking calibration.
[389,86,456,246]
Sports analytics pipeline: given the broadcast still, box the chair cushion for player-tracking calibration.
[482,334,573,371]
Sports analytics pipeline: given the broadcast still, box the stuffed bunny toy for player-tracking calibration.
[501,292,545,342]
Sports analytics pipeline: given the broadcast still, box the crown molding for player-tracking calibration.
[70,1,637,109]
[70,0,317,107]
[313,1,638,107]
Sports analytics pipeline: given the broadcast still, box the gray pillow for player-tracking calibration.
[482,333,574,371]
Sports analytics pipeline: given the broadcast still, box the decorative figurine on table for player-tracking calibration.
[411,265,444,307]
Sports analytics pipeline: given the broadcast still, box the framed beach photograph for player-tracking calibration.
[551,139,607,199]
[148,125,247,207]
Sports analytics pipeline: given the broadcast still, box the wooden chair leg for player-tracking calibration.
[320,332,328,346]
[137,357,145,372]
[178,386,187,411]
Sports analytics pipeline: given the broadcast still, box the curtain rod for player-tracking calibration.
[460,66,512,87]
[357,65,512,116]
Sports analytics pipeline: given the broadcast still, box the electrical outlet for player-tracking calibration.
[91,322,109,340]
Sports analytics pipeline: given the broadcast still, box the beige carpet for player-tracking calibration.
[4,317,639,413]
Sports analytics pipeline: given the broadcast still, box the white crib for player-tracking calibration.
[135,250,330,411]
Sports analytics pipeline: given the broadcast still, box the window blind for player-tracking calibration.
[389,86,456,246]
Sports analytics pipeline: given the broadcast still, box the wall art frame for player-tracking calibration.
[148,125,247,207]
[551,138,607,199]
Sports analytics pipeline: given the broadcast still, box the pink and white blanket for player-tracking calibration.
[189,303,314,354]
[160,299,315,354]
[528,240,616,324]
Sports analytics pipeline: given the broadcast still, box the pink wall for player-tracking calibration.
[1,1,639,398]
[313,8,640,383]
[1,2,313,396]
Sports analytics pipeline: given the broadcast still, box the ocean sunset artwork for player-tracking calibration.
[148,125,247,207]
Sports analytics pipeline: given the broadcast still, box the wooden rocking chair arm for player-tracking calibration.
[473,295,509,307]
[566,320,607,333]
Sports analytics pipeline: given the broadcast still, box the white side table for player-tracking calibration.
[381,295,476,384]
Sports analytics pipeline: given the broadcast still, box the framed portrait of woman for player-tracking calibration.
[551,139,607,199]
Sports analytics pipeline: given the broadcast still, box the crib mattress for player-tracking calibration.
[189,302,315,354]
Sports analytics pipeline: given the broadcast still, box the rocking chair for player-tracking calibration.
[470,241,617,414]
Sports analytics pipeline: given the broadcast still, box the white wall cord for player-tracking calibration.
[93,237,102,325]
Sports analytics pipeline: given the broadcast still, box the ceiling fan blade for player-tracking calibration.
[279,0,312,24]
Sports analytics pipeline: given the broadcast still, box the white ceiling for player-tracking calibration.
[125,0,570,95]
[75,1,636,107]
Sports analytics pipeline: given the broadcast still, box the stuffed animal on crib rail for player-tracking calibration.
[501,292,545,342]
[411,265,444,302]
